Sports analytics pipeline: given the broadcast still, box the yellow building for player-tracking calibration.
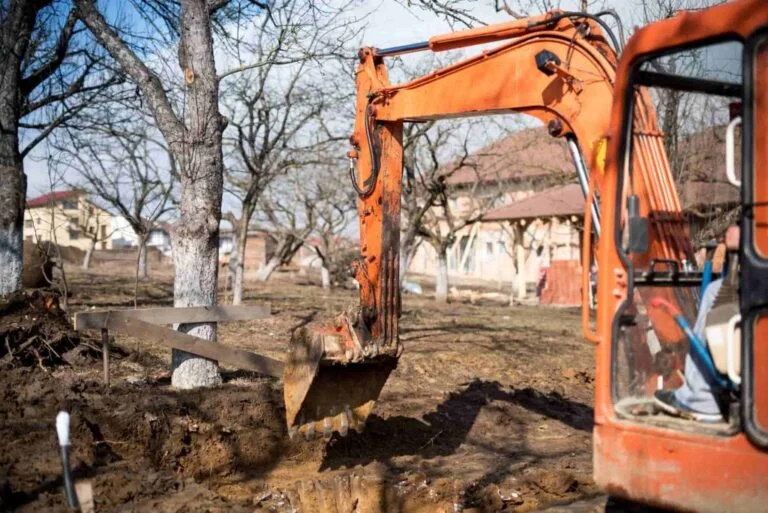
[24,190,113,251]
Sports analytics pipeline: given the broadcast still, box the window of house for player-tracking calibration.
[61,199,77,210]
[24,220,33,228]
[69,230,79,240]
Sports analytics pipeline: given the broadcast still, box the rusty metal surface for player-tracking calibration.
[593,422,768,513]
[283,315,398,440]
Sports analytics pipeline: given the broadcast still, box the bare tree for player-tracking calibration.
[52,110,176,279]
[78,208,114,270]
[220,1,353,304]
[397,0,608,28]
[401,119,511,303]
[636,0,738,249]
[73,0,257,388]
[253,166,319,282]
[308,165,355,289]
[0,0,118,295]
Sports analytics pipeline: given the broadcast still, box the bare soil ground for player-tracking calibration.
[1,267,600,513]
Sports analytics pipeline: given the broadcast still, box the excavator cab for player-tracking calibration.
[610,37,743,428]
[591,2,768,511]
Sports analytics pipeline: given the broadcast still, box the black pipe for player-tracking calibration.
[372,11,622,61]
[60,446,80,511]
[374,41,430,58]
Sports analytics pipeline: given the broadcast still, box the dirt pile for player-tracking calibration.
[1,367,288,512]
[0,291,87,368]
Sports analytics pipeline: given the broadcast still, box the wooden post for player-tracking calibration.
[101,328,109,385]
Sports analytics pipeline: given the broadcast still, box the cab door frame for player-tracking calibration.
[740,27,768,449]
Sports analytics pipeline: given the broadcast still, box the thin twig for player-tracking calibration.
[419,429,443,449]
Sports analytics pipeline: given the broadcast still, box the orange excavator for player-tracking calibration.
[283,1,768,510]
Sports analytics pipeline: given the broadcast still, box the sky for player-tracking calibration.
[21,0,723,202]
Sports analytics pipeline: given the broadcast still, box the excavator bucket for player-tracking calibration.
[283,315,399,440]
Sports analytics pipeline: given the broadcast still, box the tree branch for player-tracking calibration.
[73,0,183,140]
[20,9,79,95]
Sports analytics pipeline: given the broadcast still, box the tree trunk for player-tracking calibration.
[74,0,223,388]
[138,239,148,279]
[399,243,418,287]
[226,220,238,292]
[321,264,331,289]
[435,248,448,304]
[232,218,248,305]
[169,0,223,389]
[256,256,281,282]
[0,137,24,296]
[512,224,527,303]
[82,237,96,269]
[256,234,303,283]
[0,1,33,296]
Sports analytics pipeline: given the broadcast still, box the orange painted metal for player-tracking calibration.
[343,4,768,509]
[352,17,689,350]
[755,317,768,436]
[594,422,768,513]
[596,1,768,510]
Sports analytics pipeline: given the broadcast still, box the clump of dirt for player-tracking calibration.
[0,291,90,368]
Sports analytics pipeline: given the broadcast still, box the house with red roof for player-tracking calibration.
[406,127,578,302]
[406,124,740,306]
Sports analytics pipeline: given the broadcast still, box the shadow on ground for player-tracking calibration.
[322,379,593,470]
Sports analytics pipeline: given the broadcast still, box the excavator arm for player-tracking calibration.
[284,10,693,440]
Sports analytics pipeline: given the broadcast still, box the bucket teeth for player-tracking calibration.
[323,417,333,440]
[304,421,315,441]
[339,407,350,437]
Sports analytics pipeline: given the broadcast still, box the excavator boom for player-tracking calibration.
[284,10,690,439]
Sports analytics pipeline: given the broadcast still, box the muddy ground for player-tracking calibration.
[1,268,601,513]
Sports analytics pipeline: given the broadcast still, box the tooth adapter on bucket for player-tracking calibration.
[283,312,400,440]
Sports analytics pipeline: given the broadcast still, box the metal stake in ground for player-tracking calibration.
[55,411,80,511]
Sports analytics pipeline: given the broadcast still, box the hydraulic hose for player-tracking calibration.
[650,297,735,391]
[350,103,380,198]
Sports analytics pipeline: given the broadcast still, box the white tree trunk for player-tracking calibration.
[232,220,248,305]
[256,256,281,282]
[321,265,331,289]
[435,249,448,304]
[138,240,148,279]
[0,224,23,295]
[171,230,222,388]
[82,237,96,269]
[169,0,223,390]
[399,245,415,287]
[0,100,24,296]
[74,0,223,389]
[0,2,32,297]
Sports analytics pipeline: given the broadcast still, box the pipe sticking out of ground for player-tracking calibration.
[56,411,80,511]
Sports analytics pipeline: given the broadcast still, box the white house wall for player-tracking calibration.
[406,217,581,293]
